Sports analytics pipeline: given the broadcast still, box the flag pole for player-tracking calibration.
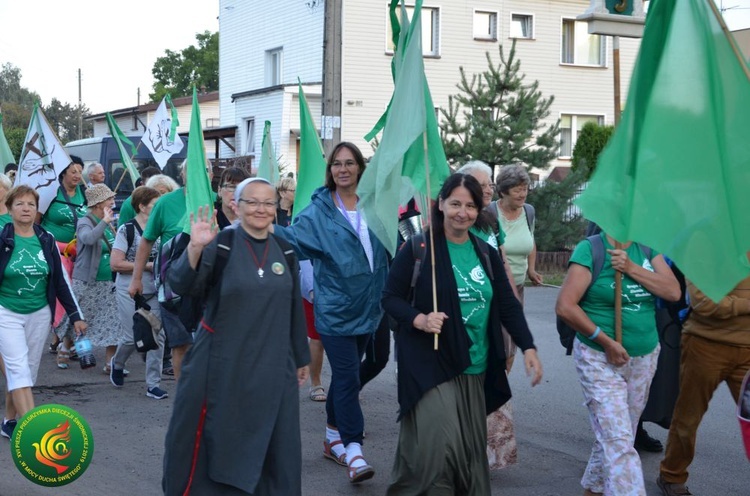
[422,132,439,351]
[612,35,624,345]
[707,0,750,81]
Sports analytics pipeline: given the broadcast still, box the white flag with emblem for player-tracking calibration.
[16,104,74,213]
[141,95,184,170]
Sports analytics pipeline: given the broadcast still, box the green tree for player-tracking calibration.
[5,127,26,163]
[151,31,219,102]
[439,41,560,170]
[571,122,614,180]
[527,169,587,251]
[44,98,93,143]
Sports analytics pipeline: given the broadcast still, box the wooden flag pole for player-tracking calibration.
[113,140,144,194]
[708,0,750,81]
[612,36,624,344]
[615,239,624,344]
[422,132,439,351]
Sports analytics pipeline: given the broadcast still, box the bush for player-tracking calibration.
[571,122,614,180]
[528,168,587,251]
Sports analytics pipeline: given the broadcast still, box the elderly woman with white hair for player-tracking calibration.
[163,177,310,495]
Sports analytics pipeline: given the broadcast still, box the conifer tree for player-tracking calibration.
[440,41,559,170]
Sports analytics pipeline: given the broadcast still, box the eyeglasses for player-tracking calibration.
[281,189,296,193]
[238,199,277,210]
[479,182,495,191]
[221,184,237,191]
[331,160,358,170]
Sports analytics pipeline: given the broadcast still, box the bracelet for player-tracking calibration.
[589,326,601,340]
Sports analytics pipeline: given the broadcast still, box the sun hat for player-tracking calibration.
[85,183,116,206]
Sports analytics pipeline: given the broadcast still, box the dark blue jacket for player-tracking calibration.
[0,223,83,322]
[274,186,388,337]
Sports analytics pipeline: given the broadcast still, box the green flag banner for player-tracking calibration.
[576,0,750,302]
[293,83,326,221]
[183,87,214,233]
[0,112,16,168]
[257,120,280,185]
[105,113,140,185]
[358,0,450,255]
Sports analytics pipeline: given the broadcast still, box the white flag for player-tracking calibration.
[142,95,184,170]
[16,104,74,213]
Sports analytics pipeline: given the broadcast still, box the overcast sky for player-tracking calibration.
[0,0,219,114]
[1,1,750,116]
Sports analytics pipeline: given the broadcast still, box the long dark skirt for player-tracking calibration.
[387,374,490,496]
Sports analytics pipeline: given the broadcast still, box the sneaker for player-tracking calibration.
[1,419,17,439]
[162,366,174,376]
[656,475,693,496]
[146,387,168,400]
[635,426,664,452]
[110,358,124,388]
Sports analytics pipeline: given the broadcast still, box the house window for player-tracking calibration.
[473,11,497,41]
[386,5,440,56]
[265,48,283,86]
[559,114,604,158]
[510,13,533,39]
[245,119,256,156]
[561,19,605,66]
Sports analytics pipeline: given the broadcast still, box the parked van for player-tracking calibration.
[64,134,188,208]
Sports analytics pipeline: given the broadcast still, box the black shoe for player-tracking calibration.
[1,419,17,439]
[635,426,663,452]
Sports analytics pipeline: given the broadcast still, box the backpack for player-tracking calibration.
[556,235,652,355]
[407,232,494,306]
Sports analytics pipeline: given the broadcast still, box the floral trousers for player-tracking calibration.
[574,339,660,496]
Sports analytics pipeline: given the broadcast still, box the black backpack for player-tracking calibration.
[556,234,652,355]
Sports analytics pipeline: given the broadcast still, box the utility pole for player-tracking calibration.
[321,0,342,157]
[78,69,83,139]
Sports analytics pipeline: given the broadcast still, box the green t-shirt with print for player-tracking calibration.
[569,234,659,357]
[447,239,493,374]
[40,187,87,243]
[0,213,11,228]
[91,214,116,282]
[470,218,506,251]
[142,188,186,244]
[0,234,49,314]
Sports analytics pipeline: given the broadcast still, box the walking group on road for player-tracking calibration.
[0,142,748,496]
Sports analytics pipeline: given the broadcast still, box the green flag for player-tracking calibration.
[184,86,214,233]
[293,83,326,221]
[0,112,16,168]
[358,0,450,255]
[105,113,140,185]
[576,0,750,302]
[256,120,280,184]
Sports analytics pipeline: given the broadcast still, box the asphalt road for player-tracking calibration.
[0,287,747,495]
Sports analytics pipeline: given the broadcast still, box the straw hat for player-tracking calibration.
[85,184,115,206]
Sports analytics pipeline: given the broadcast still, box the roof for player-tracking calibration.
[86,91,219,120]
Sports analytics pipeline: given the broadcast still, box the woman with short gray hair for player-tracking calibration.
[493,164,543,297]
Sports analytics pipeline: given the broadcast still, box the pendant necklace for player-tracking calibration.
[244,238,270,278]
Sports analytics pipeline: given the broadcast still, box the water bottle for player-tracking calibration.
[76,336,97,370]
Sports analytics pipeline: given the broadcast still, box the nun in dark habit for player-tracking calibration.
[162,177,310,495]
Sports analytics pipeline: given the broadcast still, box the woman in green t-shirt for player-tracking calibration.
[0,186,86,437]
[556,232,680,496]
[382,173,542,494]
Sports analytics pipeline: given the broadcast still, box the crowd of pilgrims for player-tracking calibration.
[1,141,740,496]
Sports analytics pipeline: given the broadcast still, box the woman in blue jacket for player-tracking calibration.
[274,142,388,484]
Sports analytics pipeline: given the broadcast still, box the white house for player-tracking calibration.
[218,0,642,176]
